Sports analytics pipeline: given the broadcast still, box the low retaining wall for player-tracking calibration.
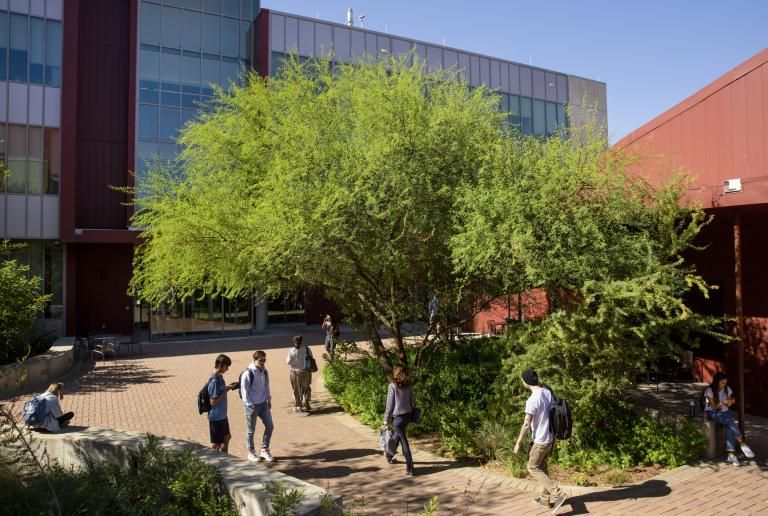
[0,337,76,398]
[33,427,341,516]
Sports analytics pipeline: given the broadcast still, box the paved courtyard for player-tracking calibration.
[6,329,768,515]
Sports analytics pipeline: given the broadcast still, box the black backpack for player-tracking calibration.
[197,377,213,415]
[545,386,573,440]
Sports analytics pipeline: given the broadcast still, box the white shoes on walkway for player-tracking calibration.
[260,448,276,462]
[740,442,755,459]
[247,452,260,462]
[728,454,741,467]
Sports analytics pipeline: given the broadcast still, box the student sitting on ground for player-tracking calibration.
[704,371,755,466]
[35,382,75,432]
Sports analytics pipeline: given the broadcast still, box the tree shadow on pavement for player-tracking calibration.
[68,363,171,394]
[561,479,671,515]
[280,447,380,461]
[305,405,342,416]
[279,464,381,480]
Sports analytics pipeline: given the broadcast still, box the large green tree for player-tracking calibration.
[131,56,504,370]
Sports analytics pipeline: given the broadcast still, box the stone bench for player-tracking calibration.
[32,427,341,515]
[0,337,76,398]
[700,416,726,459]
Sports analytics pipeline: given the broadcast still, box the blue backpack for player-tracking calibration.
[23,396,48,426]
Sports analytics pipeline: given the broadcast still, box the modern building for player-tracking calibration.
[1,1,606,340]
[617,49,768,417]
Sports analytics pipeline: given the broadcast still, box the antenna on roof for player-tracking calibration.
[359,14,365,28]
[346,8,353,27]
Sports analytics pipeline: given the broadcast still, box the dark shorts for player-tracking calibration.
[209,418,231,444]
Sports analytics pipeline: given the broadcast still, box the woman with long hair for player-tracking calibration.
[704,371,755,466]
[321,314,335,357]
[382,365,416,475]
[285,335,313,413]
[37,382,74,432]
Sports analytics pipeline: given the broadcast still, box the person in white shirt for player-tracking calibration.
[514,369,567,513]
[285,335,313,413]
[36,382,74,432]
[704,371,755,466]
[240,350,275,462]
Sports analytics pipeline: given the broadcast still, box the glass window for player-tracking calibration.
[0,12,7,80]
[137,140,159,179]
[162,6,182,48]
[181,108,197,128]
[240,0,251,20]
[29,17,44,83]
[202,14,220,54]
[140,1,161,45]
[181,93,199,109]
[509,94,521,130]
[160,82,180,106]
[270,51,286,77]
[7,125,27,193]
[0,125,5,181]
[139,45,160,103]
[164,0,181,6]
[183,0,202,10]
[545,101,557,136]
[27,126,44,193]
[204,0,221,14]
[45,243,63,318]
[240,20,250,60]
[159,107,180,142]
[161,47,181,83]
[221,57,239,86]
[222,0,238,17]
[159,142,179,161]
[520,97,532,136]
[202,53,219,94]
[45,20,62,86]
[182,10,201,51]
[557,104,568,129]
[533,99,545,136]
[138,104,158,140]
[44,127,60,194]
[10,13,28,82]
[221,17,239,57]
[182,51,201,92]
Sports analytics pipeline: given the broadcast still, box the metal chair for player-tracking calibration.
[91,337,117,363]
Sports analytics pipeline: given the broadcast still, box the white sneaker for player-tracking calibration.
[247,452,261,462]
[260,448,276,462]
[740,442,755,459]
[728,454,741,467]
[293,407,301,413]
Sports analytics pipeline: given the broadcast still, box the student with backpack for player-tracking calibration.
[241,350,276,462]
[703,371,755,466]
[513,369,568,514]
[24,382,74,432]
[206,354,239,452]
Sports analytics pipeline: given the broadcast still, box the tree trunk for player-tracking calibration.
[365,311,393,373]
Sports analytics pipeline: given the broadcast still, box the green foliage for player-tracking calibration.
[570,472,590,486]
[0,241,52,364]
[420,496,440,515]
[0,426,238,516]
[265,481,305,516]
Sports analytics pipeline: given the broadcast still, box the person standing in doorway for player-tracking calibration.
[514,369,567,513]
[286,335,313,413]
[241,350,275,462]
[208,354,238,452]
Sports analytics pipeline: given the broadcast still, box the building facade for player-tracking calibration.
[1,1,606,340]
[617,49,768,417]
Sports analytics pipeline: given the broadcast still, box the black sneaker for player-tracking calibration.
[533,498,553,508]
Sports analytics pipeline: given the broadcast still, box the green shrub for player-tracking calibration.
[603,469,630,485]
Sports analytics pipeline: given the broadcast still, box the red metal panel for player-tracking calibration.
[74,0,131,230]
[252,9,270,77]
[75,244,134,336]
[729,78,749,180]
[744,65,765,177]
[60,0,80,242]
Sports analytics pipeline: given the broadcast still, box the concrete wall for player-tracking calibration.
[32,427,342,516]
[0,337,75,398]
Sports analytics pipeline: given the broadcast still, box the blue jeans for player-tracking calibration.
[391,414,414,473]
[245,402,274,453]
[325,334,335,355]
[707,410,742,452]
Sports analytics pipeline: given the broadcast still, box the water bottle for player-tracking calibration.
[688,400,696,418]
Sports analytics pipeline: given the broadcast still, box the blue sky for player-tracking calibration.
[261,1,767,143]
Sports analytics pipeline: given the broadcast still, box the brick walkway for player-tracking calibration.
[5,331,768,515]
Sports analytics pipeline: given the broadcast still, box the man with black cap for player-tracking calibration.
[513,368,567,513]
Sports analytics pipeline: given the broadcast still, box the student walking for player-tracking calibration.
[513,369,567,513]
[704,371,755,466]
[321,314,336,357]
[241,350,276,462]
[382,365,416,476]
[286,335,313,413]
[208,354,238,452]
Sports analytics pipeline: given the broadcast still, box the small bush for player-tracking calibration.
[570,472,590,486]
[603,469,630,485]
